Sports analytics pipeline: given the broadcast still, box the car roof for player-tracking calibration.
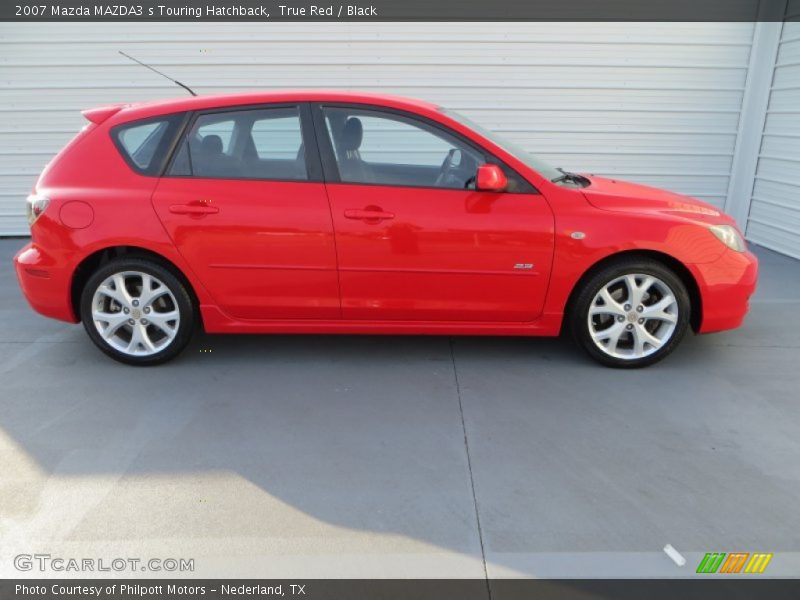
[111,90,441,122]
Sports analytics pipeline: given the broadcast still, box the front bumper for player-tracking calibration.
[13,243,78,323]
[692,247,759,334]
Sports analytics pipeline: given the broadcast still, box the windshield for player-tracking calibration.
[441,108,564,182]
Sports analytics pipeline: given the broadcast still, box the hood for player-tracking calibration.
[581,176,734,226]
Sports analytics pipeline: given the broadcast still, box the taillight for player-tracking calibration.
[26,194,50,226]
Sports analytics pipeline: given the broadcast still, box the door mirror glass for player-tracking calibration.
[476,164,508,192]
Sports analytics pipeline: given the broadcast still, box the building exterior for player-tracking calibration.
[1,18,798,257]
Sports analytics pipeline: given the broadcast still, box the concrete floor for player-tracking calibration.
[1,238,799,579]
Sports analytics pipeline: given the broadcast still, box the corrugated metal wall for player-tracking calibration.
[0,22,756,236]
[747,16,800,259]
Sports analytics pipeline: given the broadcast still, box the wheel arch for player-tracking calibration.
[562,249,702,334]
[70,245,202,325]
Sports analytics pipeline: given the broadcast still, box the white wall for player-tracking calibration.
[0,22,759,236]
[747,17,800,259]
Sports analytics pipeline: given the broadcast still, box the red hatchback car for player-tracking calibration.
[14,91,758,367]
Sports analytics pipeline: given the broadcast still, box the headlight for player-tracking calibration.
[709,224,746,252]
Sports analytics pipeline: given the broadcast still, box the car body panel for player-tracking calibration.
[324,182,555,321]
[13,90,758,342]
[582,175,732,224]
[687,248,759,333]
[151,177,340,320]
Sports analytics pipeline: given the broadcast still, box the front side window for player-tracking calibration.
[169,106,307,181]
[113,114,184,175]
[321,106,484,190]
[441,108,564,183]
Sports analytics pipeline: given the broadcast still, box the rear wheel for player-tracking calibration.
[569,259,691,368]
[80,258,195,365]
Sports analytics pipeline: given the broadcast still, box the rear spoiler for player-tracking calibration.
[81,104,126,124]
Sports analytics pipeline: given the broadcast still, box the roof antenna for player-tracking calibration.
[118,51,197,96]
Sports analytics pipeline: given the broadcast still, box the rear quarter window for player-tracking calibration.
[111,114,186,175]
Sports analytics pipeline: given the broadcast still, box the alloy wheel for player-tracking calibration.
[90,271,181,357]
[587,273,679,360]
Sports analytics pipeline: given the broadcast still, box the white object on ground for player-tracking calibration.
[663,544,686,567]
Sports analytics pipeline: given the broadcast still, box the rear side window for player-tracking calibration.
[197,119,234,153]
[251,115,304,160]
[112,114,186,175]
[168,106,308,181]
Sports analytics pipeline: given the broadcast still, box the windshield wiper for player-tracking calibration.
[552,168,580,183]
[552,168,588,186]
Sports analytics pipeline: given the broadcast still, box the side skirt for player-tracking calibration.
[199,305,564,337]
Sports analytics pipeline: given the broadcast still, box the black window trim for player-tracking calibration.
[310,102,539,195]
[111,112,191,177]
[160,102,324,183]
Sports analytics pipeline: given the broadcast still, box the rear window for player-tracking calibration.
[112,114,186,175]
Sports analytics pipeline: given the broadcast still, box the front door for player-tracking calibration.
[151,104,340,320]
[316,105,554,322]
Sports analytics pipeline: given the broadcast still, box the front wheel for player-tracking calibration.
[80,258,195,366]
[569,259,691,368]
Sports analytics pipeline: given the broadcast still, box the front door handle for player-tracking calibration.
[169,203,219,215]
[344,208,395,221]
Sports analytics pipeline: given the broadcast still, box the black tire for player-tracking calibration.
[568,258,691,368]
[80,257,195,366]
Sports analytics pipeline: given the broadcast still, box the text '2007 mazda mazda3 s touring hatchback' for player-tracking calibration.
[14,91,758,367]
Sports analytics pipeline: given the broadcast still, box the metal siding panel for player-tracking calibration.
[767,88,800,111]
[760,133,800,158]
[0,66,751,89]
[749,199,800,228]
[2,42,754,67]
[747,22,800,259]
[0,22,754,234]
[747,221,800,258]
[777,37,800,63]
[764,111,800,135]
[0,88,748,111]
[781,22,800,40]
[752,177,800,204]
[0,22,757,44]
[773,63,800,88]
[507,132,737,153]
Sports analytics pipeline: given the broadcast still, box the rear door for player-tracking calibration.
[151,104,340,320]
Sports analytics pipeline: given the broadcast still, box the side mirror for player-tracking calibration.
[476,164,508,192]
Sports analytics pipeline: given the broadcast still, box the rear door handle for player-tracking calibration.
[344,208,395,221]
[169,203,219,215]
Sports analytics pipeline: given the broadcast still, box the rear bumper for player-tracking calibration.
[13,242,78,323]
[693,248,759,334]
